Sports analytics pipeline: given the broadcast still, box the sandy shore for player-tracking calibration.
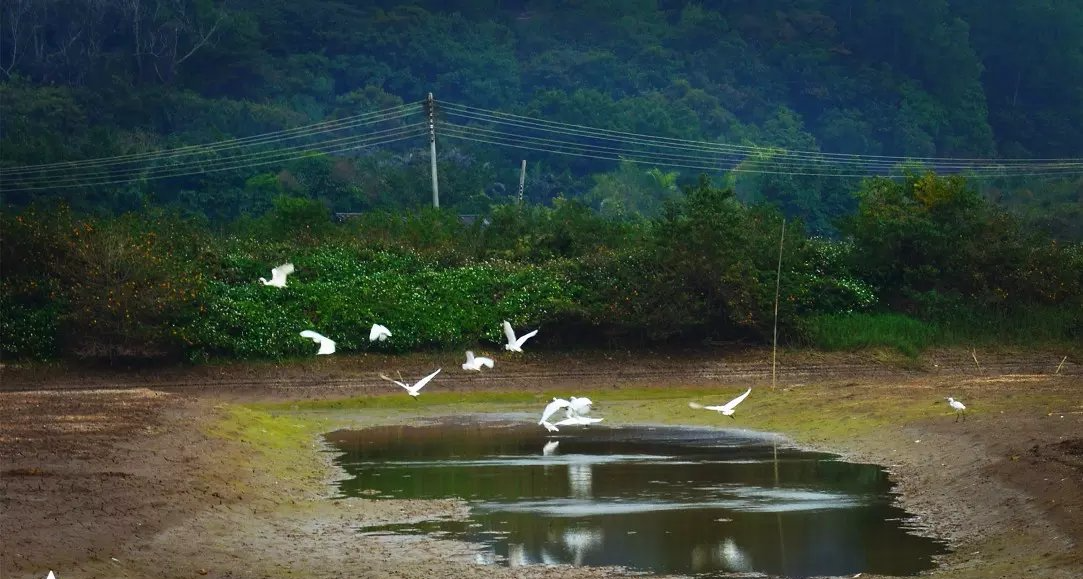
[1,348,1080,578]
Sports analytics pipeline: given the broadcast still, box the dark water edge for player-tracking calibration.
[326,416,947,578]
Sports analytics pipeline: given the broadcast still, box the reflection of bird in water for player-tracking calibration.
[568,462,592,497]
[507,543,529,566]
[542,440,560,456]
[563,527,604,566]
[717,537,752,571]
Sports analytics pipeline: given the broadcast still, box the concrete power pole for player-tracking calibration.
[518,159,526,205]
[427,93,439,208]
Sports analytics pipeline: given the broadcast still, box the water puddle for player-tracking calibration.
[326,417,946,577]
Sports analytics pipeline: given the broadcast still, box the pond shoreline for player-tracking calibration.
[1,349,1080,578]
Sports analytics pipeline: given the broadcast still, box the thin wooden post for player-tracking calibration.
[772,219,786,389]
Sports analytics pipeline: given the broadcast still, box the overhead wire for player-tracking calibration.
[438,104,1083,175]
[3,122,427,190]
[1,101,424,176]
[1,126,428,192]
[440,122,1083,178]
[438,100,1083,167]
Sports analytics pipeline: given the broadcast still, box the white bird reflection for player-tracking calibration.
[563,527,604,566]
[567,462,593,498]
[717,537,752,571]
[542,440,560,456]
[507,542,530,567]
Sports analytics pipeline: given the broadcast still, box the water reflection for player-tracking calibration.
[329,418,947,578]
[567,462,592,498]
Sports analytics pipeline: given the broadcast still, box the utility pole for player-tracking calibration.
[427,93,439,208]
[517,159,526,205]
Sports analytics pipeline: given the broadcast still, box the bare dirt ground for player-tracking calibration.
[1,348,1080,579]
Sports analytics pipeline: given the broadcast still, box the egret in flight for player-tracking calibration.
[259,263,294,288]
[947,397,967,421]
[369,323,392,342]
[380,368,441,397]
[299,330,336,355]
[539,397,572,425]
[569,396,593,416]
[689,387,752,419]
[503,320,538,352]
[462,350,495,371]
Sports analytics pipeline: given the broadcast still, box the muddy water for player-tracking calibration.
[326,417,946,578]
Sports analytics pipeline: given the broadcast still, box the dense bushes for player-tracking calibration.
[2,173,1080,363]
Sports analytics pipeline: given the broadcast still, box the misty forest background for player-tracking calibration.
[1,0,1081,362]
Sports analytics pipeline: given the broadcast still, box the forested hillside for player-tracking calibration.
[2,0,1081,237]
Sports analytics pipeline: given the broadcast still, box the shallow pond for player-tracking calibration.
[326,416,946,578]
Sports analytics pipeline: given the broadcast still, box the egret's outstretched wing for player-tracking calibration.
[411,368,442,393]
[688,401,706,410]
[465,350,476,364]
[503,320,518,345]
[379,373,409,390]
[475,356,495,368]
[554,416,603,426]
[541,421,559,433]
[720,388,752,412]
[514,329,539,349]
[540,398,571,424]
[299,330,323,342]
[569,396,592,416]
[369,323,391,341]
[271,263,295,285]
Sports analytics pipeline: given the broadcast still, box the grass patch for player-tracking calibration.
[801,313,935,356]
[802,308,1081,356]
[206,405,332,486]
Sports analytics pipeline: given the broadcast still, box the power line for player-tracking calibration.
[1,102,424,176]
[438,100,1083,166]
[4,122,426,190]
[440,123,1083,178]
[438,104,1083,175]
[1,127,428,192]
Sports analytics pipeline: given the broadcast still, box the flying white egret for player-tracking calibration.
[380,368,441,397]
[554,415,604,427]
[503,320,538,352]
[462,350,495,371]
[689,387,752,419]
[542,440,560,456]
[947,397,967,421]
[259,263,294,288]
[369,323,392,342]
[299,330,336,355]
[540,397,572,425]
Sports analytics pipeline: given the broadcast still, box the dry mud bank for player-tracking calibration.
[1,349,1080,578]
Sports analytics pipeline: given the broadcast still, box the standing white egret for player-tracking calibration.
[947,397,967,421]
[689,387,752,419]
[462,350,495,371]
[299,330,336,355]
[259,263,294,288]
[503,320,538,352]
[369,323,392,342]
[539,397,572,425]
[380,368,441,397]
